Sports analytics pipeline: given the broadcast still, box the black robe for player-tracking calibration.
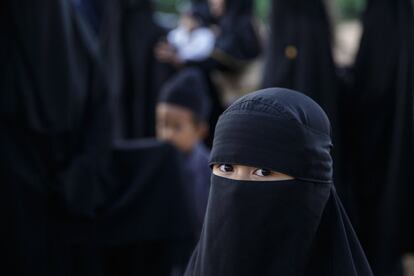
[184,88,373,276]
[261,0,349,209]
[77,140,196,276]
[346,0,414,275]
[262,0,337,113]
[1,1,196,275]
[0,0,112,275]
[102,0,173,139]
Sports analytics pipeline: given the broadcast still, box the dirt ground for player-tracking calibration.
[405,255,414,276]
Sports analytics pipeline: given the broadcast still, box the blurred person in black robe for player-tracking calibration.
[89,140,196,276]
[73,0,108,34]
[0,0,112,275]
[102,0,173,139]
[345,0,414,275]
[261,0,350,210]
[71,1,197,275]
[155,0,262,145]
[0,1,196,275]
[262,0,337,113]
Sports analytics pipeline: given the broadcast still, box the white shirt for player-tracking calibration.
[167,27,215,62]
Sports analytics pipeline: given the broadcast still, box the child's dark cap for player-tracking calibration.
[158,68,212,122]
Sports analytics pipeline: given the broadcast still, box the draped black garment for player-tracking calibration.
[0,1,194,275]
[184,88,373,276]
[262,0,337,112]
[345,0,414,275]
[261,0,349,209]
[76,140,196,276]
[0,0,112,275]
[102,0,172,139]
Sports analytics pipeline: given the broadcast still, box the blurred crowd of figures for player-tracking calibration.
[1,0,413,275]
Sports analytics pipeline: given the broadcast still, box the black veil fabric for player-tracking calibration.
[102,0,173,139]
[0,0,112,274]
[261,0,350,209]
[345,0,414,274]
[184,88,373,276]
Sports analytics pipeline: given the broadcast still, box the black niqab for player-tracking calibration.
[184,88,372,276]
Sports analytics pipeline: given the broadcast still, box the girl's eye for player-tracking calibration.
[218,164,234,173]
[254,168,272,177]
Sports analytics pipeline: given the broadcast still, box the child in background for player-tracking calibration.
[156,68,212,233]
[166,6,215,62]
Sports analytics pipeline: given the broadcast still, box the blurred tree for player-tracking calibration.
[337,0,366,19]
[154,0,366,22]
[154,0,270,21]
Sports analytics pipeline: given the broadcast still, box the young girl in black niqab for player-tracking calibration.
[184,88,373,276]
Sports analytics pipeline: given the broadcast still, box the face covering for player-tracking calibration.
[184,88,373,276]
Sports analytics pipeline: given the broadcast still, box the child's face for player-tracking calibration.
[212,164,294,181]
[156,103,207,153]
[180,14,200,32]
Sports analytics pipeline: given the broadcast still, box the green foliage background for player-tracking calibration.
[154,0,366,21]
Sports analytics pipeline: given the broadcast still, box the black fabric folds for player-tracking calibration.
[0,1,193,274]
[214,0,262,64]
[65,140,196,276]
[262,0,337,114]
[261,0,350,210]
[0,0,112,274]
[102,0,172,139]
[345,0,414,274]
[185,88,373,276]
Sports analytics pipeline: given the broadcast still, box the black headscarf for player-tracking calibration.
[158,68,212,122]
[184,88,373,276]
[346,0,414,274]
